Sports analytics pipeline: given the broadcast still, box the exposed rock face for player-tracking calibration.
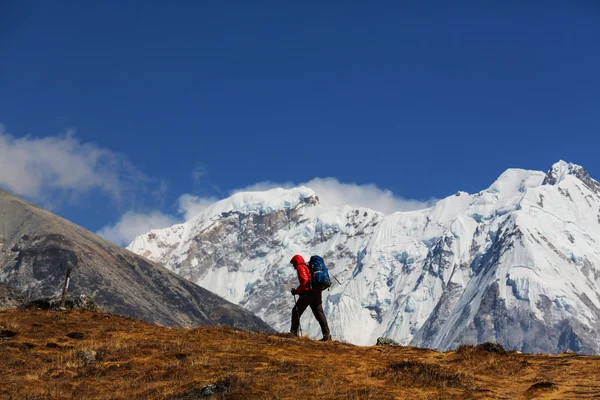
[0,283,23,309]
[0,189,272,332]
[129,163,600,354]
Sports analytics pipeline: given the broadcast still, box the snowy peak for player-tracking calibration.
[543,160,583,185]
[486,168,545,196]
[127,186,319,262]
[196,186,318,221]
[542,161,600,193]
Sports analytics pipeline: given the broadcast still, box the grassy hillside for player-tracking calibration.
[1,309,599,399]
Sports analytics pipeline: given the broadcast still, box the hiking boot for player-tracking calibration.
[320,334,332,342]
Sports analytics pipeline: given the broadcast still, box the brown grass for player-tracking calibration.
[1,309,600,399]
[371,359,473,389]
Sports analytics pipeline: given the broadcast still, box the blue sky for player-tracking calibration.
[1,1,599,245]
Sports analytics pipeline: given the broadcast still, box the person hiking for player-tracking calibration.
[289,254,332,341]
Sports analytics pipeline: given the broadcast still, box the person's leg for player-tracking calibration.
[290,293,311,335]
[309,291,331,340]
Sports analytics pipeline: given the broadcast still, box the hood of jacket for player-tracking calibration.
[290,254,305,268]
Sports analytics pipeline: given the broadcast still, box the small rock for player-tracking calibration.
[66,332,85,340]
[376,337,401,347]
[76,350,97,365]
[183,383,227,398]
[476,342,506,354]
[197,385,218,396]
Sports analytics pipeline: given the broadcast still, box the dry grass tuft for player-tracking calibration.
[341,387,394,400]
[372,359,472,389]
[271,359,307,373]
[0,329,18,339]
[528,381,558,391]
[1,317,21,332]
[453,343,528,376]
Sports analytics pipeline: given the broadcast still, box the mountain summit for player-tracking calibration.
[129,162,600,354]
[543,161,600,194]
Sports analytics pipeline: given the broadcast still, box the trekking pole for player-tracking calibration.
[331,274,342,285]
[293,294,303,337]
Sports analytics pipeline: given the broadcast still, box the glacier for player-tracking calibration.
[128,161,600,354]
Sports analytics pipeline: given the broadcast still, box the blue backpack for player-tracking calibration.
[307,255,331,291]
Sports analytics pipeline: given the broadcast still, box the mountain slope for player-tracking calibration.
[0,188,272,332]
[128,161,600,353]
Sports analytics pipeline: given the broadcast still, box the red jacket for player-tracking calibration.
[290,255,311,294]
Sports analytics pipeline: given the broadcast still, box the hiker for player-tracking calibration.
[289,254,332,341]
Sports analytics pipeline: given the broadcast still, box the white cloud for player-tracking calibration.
[177,194,219,220]
[304,178,437,213]
[98,194,220,246]
[97,211,180,246]
[0,124,145,203]
[233,177,436,214]
[231,181,293,193]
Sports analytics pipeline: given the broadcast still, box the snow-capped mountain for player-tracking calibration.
[128,161,600,354]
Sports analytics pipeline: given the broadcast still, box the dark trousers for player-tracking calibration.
[291,290,330,337]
